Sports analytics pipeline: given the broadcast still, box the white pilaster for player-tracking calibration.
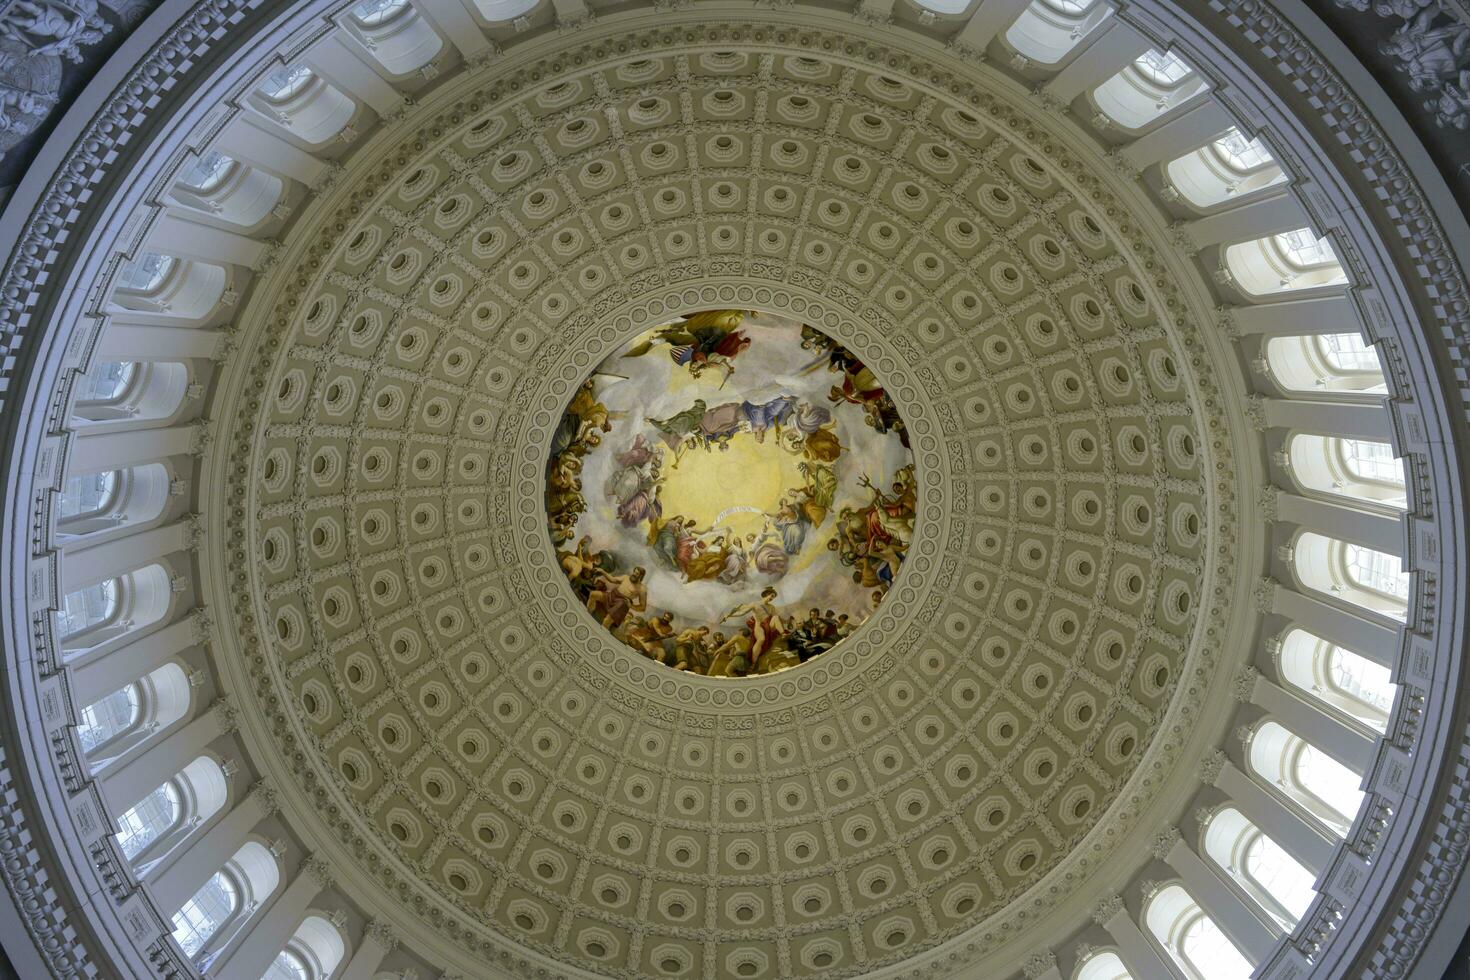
[1276,494,1404,557]
[1231,295,1361,337]
[1250,676,1376,774]
[100,703,226,813]
[1163,836,1281,961]
[212,863,326,980]
[68,613,200,706]
[61,522,191,591]
[96,324,224,361]
[148,212,269,269]
[147,788,267,913]
[340,922,395,980]
[950,0,1031,51]
[303,35,405,116]
[1268,586,1399,668]
[414,0,493,59]
[1215,760,1338,869]
[215,116,329,186]
[1183,190,1308,248]
[1262,399,1393,441]
[1096,899,1185,979]
[1120,99,1235,169]
[69,425,198,475]
[1043,19,1151,102]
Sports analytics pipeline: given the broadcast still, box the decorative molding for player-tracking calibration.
[1150,827,1182,861]
[1090,895,1124,926]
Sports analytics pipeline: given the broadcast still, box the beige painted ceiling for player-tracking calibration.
[210,22,1241,979]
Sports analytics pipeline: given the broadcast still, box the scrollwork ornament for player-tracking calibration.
[1150,827,1182,861]
[1091,894,1125,926]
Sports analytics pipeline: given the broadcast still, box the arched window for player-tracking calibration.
[1264,332,1388,395]
[1145,884,1254,980]
[345,0,443,75]
[1286,434,1406,509]
[72,361,191,424]
[472,0,540,20]
[351,0,410,26]
[1248,720,1364,834]
[57,579,119,640]
[172,870,239,956]
[76,662,193,767]
[1202,807,1317,927]
[1344,543,1410,602]
[116,781,182,859]
[58,563,175,655]
[251,64,357,146]
[117,253,176,294]
[1003,0,1112,66]
[1074,949,1133,980]
[57,463,174,539]
[262,949,310,980]
[1165,127,1287,209]
[58,471,121,523]
[1278,627,1395,730]
[1224,229,1348,297]
[1211,129,1274,172]
[171,840,280,959]
[1293,532,1409,621]
[180,150,237,193]
[1134,49,1193,86]
[259,65,316,103]
[266,914,347,980]
[109,255,228,321]
[1093,48,1208,131]
[76,685,140,753]
[72,361,139,407]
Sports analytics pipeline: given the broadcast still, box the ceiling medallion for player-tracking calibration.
[547,309,916,676]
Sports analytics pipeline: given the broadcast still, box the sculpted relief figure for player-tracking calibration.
[0,0,111,155]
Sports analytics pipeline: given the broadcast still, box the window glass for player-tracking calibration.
[1134,49,1193,86]
[1243,832,1316,923]
[260,65,315,101]
[59,471,120,520]
[171,871,238,956]
[1339,439,1403,485]
[1275,229,1337,268]
[1343,544,1410,600]
[180,151,235,193]
[117,253,175,293]
[262,949,310,980]
[1328,647,1395,714]
[1211,128,1273,171]
[1179,912,1254,979]
[73,361,137,404]
[116,781,181,858]
[1038,0,1097,12]
[1314,333,1378,372]
[352,0,410,25]
[1295,742,1365,824]
[57,580,118,637]
[76,685,140,753]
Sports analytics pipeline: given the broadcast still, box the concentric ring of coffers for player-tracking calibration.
[219,27,1229,978]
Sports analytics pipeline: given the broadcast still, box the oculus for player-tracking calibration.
[547,310,915,676]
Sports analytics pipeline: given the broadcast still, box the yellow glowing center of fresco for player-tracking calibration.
[657,434,805,541]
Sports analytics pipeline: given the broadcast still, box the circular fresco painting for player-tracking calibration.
[547,310,916,677]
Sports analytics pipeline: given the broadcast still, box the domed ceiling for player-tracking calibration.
[212,22,1239,979]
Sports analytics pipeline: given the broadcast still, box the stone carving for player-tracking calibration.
[1199,749,1227,783]
[1090,894,1124,926]
[1022,950,1058,977]
[1331,0,1470,128]
[0,0,112,158]
[1150,826,1182,861]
